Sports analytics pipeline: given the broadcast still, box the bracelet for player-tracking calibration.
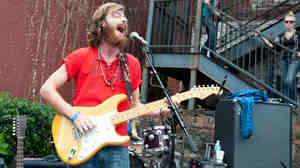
[71,112,80,123]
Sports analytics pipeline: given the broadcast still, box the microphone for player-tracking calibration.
[129,32,149,45]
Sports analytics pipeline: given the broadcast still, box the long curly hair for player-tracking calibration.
[87,3,125,48]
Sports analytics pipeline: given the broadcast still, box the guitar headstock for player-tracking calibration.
[13,115,27,139]
[190,85,221,99]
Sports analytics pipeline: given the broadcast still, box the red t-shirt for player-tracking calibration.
[62,47,142,137]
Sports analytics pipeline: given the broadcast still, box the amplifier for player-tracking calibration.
[215,100,292,168]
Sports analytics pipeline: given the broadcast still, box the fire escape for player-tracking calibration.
[140,0,300,110]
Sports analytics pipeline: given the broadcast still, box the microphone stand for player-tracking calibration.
[141,44,199,167]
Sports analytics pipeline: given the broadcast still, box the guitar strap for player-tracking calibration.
[119,52,132,101]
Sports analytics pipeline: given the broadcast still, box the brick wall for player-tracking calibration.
[0,0,149,103]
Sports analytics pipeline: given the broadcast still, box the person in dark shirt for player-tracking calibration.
[257,11,300,101]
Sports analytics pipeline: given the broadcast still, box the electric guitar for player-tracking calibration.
[13,115,27,168]
[51,86,220,165]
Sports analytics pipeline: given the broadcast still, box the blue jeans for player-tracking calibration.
[72,146,129,168]
[201,15,217,55]
[280,59,300,101]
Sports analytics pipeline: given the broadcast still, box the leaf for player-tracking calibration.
[0,143,11,155]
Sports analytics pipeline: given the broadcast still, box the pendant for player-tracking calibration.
[107,80,111,86]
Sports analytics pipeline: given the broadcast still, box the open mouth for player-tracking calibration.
[116,24,127,35]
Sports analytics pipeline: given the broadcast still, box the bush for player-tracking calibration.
[0,93,57,166]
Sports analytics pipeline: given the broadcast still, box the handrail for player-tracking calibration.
[220,0,243,12]
[217,0,300,50]
[211,5,299,105]
[215,6,299,57]
[147,0,299,105]
[199,44,297,106]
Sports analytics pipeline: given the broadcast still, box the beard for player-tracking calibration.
[102,24,128,48]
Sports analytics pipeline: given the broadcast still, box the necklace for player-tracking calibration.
[97,48,120,90]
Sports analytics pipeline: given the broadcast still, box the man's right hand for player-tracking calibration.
[72,113,96,135]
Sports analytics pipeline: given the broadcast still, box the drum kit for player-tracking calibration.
[129,124,173,168]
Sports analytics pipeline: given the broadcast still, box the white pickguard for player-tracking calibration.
[76,111,128,160]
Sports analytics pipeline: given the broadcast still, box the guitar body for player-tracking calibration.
[52,94,130,166]
[51,86,220,166]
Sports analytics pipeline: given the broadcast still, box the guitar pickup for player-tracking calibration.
[72,127,82,141]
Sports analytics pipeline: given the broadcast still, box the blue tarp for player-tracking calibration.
[226,89,268,139]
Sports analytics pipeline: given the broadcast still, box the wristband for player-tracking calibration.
[71,112,80,123]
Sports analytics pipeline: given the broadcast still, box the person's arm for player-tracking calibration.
[129,119,140,139]
[256,33,274,48]
[40,64,95,134]
[205,0,220,16]
[261,36,274,48]
[128,89,141,139]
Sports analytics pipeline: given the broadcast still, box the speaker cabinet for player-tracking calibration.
[215,100,292,168]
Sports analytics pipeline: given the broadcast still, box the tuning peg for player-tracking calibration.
[12,128,16,134]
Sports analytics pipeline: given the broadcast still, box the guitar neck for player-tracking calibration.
[111,90,199,124]
[16,138,24,168]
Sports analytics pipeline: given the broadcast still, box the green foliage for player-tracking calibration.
[0,93,57,166]
[0,134,12,156]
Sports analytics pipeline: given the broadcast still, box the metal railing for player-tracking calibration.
[214,6,300,104]
[217,0,300,51]
[149,0,196,53]
[147,0,300,105]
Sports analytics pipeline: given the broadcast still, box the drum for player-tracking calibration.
[128,140,144,156]
[130,153,144,168]
[143,125,171,154]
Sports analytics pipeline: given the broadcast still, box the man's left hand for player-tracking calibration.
[152,98,180,117]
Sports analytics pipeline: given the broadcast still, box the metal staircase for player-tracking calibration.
[218,0,300,61]
[141,0,300,108]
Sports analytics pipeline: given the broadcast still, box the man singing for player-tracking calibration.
[40,2,172,168]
